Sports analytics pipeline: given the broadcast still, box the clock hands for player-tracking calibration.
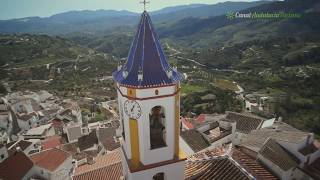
[131,103,136,113]
[124,100,141,119]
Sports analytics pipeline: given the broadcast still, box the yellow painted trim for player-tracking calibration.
[129,118,140,168]
[174,84,180,156]
[179,149,187,159]
[127,88,136,98]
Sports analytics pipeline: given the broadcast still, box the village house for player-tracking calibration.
[77,130,100,153]
[65,123,84,143]
[0,98,8,111]
[30,148,74,180]
[41,135,62,150]
[6,139,37,156]
[23,123,55,140]
[0,110,11,130]
[0,151,34,180]
[0,144,8,163]
[72,149,123,180]
[180,119,235,156]
[60,99,82,124]
[223,111,275,145]
[240,121,320,180]
[97,127,120,153]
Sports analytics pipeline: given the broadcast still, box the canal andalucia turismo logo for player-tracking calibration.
[226,11,302,19]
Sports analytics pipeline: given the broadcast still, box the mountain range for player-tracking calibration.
[158,0,320,47]
[0,1,270,35]
[1,0,320,137]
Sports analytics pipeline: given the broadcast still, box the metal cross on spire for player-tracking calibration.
[140,0,150,12]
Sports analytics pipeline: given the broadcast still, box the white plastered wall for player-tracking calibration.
[117,85,178,165]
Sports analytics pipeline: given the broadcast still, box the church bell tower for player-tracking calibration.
[113,9,186,180]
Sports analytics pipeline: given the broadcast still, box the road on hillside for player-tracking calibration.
[165,43,244,74]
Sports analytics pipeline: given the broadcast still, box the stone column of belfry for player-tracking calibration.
[112,7,186,180]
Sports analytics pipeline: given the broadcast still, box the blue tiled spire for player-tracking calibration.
[113,11,182,87]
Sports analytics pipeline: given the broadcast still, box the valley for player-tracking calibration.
[0,0,320,138]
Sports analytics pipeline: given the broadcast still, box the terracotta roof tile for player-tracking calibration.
[187,145,231,161]
[0,151,33,180]
[232,148,278,180]
[98,128,120,151]
[74,149,121,176]
[225,112,264,134]
[241,128,309,152]
[41,135,62,150]
[259,138,299,171]
[73,162,122,180]
[51,119,64,127]
[78,130,98,151]
[181,117,194,129]
[185,157,252,180]
[196,114,206,123]
[181,129,210,152]
[30,148,71,172]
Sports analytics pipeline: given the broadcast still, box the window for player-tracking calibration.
[149,106,166,149]
[153,172,164,180]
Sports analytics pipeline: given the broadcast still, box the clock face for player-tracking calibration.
[124,100,142,119]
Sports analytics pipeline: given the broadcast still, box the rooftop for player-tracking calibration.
[225,111,265,134]
[259,138,300,171]
[187,145,231,161]
[25,123,52,136]
[5,141,17,148]
[0,151,33,180]
[7,140,32,156]
[181,129,210,152]
[185,157,252,180]
[98,127,120,151]
[73,149,122,180]
[74,149,121,176]
[17,112,37,121]
[30,148,71,172]
[73,162,122,180]
[232,147,278,180]
[181,114,227,130]
[41,135,62,150]
[113,11,182,87]
[241,127,310,152]
[78,130,99,151]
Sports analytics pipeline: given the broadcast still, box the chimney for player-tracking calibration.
[166,70,173,78]
[173,66,178,72]
[16,146,21,152]
[117,63,122,71]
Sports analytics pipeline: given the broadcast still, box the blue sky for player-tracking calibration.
[0,0,257,20]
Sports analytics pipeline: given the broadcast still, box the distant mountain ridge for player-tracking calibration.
[49,10,137,23]
[151,4,207,15]
[157,0,320,47]
[0,1,271,35]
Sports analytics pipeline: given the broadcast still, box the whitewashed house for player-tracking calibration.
[30,148,74,180]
